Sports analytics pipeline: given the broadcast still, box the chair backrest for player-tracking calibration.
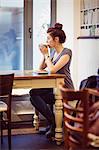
[0,73,14,115]
[79,75,98,90]
[60,84,89,149]
[0,73,14,96]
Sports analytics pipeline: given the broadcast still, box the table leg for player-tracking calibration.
[54,88,63,145]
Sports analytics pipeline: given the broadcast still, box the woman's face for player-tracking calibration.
[46,33,56,48]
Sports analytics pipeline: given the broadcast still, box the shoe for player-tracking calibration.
[39,125,51,135]
[46,125,51,132]
[45,125,55,140]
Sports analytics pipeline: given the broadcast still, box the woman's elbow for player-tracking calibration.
[49,69,56,74]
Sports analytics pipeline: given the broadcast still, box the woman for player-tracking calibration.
[30,23,74,139]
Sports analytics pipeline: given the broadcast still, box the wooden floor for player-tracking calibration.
[1,128,98,150]
[1,128,64,150]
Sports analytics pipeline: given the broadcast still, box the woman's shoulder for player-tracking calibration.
[62,48,72,56]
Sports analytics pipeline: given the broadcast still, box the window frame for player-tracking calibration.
[24,0,56,70]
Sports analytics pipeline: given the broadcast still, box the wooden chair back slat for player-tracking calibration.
[59,84,89,150]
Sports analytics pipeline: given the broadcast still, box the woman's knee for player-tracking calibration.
[30,93,37,105]
[29,89,34,96]
[29,89,38,106]
[29,89,39,96]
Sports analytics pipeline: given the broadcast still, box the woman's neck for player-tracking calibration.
[52,44,64,61]
[55,44,64,54]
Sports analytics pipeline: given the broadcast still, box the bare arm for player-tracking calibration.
[38,44,70,73]
[39,56,47,70]
[38,44,48,70]
[45,54,70,73]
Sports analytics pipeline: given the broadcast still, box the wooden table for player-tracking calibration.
[12,70,65,145]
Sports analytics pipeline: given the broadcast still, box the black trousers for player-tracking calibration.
[29,88,55,125]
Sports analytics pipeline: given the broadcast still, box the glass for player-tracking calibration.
[33,0,51,69]
[0,0,24,70]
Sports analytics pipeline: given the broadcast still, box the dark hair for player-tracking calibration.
[47,23,66,43]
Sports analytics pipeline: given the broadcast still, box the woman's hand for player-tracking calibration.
[39,44,48,55]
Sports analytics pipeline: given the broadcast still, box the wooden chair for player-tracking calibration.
[0,73,14,150]
[60,84,98,150]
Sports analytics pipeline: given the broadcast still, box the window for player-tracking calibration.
[33,0,51,69]
[0,0,56,71]
[0,0,24,70]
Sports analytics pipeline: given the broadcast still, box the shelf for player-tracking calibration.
[81,24,99,28]
[80,0,99,36]
[77,36,99,39]
[81,7,99,12]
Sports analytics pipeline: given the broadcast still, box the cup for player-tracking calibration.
[39,43,47,48]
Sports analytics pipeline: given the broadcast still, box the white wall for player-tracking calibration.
[57,0,74,50]
[78,39,99,88]
[57,0,99,89]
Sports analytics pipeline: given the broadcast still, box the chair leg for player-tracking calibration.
[8,122,11,150]
[34,109,39,130]
[0,112,3,144]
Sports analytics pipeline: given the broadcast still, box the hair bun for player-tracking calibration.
[54,23,63,30]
